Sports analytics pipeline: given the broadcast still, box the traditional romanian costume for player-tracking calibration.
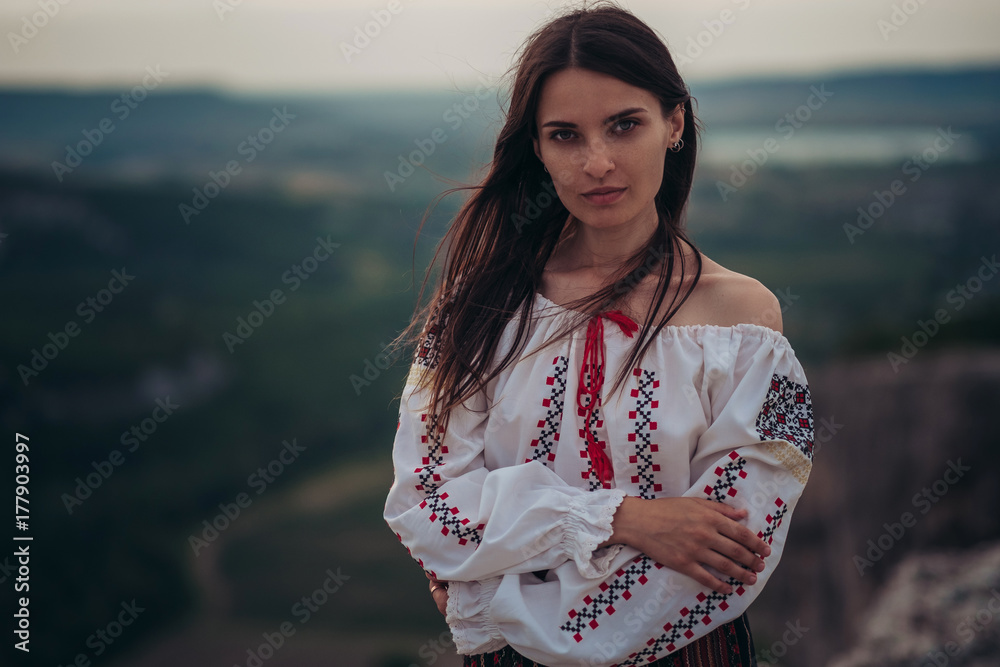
[385,290,814,666]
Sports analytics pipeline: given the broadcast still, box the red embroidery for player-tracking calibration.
[577,310,638,484]
[560,554,662,641]
[622,497,788,664]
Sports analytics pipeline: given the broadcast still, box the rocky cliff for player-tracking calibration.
[748,346,1000,666]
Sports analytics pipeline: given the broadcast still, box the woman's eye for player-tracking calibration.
[615,119,639,133]
[549,120,638,142]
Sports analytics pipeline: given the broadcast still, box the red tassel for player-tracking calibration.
[577,309,638,485]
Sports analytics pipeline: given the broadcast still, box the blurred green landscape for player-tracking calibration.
[1,66,999,665]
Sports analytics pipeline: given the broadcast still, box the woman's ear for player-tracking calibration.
[533,134,542,164]
[670,103,685,145]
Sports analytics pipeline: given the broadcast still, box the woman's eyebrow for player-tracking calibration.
[540,107,648,129]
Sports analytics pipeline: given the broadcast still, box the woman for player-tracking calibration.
[384,3,814,665]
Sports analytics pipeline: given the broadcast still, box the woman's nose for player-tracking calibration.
[582,141,615,177]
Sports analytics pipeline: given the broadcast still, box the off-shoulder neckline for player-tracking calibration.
[532,291,791,344]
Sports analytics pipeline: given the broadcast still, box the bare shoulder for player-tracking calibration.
[691,257,784,334]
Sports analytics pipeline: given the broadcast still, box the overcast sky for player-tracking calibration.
[1,0,998,95]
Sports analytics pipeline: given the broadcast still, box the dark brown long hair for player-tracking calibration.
[389,0,704,432]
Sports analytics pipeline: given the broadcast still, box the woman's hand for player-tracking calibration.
[425,570,449,616]
[599,496,770,595]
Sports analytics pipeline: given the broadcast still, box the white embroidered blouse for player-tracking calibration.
[383,290,815,667]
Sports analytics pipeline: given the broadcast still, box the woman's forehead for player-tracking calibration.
[535,70,659,121]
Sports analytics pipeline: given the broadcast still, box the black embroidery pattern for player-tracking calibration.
[755,374,814,461]
[526,355,569,467]
[628,367,663,498]
[701,451,748,503]
[559,555,662,642]
[621,498,787,664]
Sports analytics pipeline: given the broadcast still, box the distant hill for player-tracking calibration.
[0,66,998,191]
[689,66,1000,127]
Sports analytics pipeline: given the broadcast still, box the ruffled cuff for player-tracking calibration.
[446,576,506,654]
[562,487,628,579]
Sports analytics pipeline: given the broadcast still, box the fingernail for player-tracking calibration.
[749,573,757,583]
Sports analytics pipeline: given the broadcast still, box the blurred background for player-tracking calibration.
[1,1,999,665]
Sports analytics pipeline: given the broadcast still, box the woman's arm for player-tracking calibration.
[599,495,769,594]
[434,497,768,620]
[384,326,628,584]
[443,328,814,665]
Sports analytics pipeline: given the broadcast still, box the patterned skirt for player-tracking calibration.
[461,611,757,667]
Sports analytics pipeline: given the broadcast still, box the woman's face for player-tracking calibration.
[532,67,683,236]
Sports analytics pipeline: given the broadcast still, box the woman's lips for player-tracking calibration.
[582,187,626,205]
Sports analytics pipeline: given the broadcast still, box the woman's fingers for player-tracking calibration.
[703,499,771,557]
[682,560,735,596]
[705,544,759,588]
[430,584,448,616]
[708,520,768,582]
[427,576,449,616]
[705,500,747,519]
[717,513,771,561]
[628,497,774,596]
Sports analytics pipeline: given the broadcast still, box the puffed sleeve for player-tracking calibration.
[446,326,815,665]
[383,318,628,585]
